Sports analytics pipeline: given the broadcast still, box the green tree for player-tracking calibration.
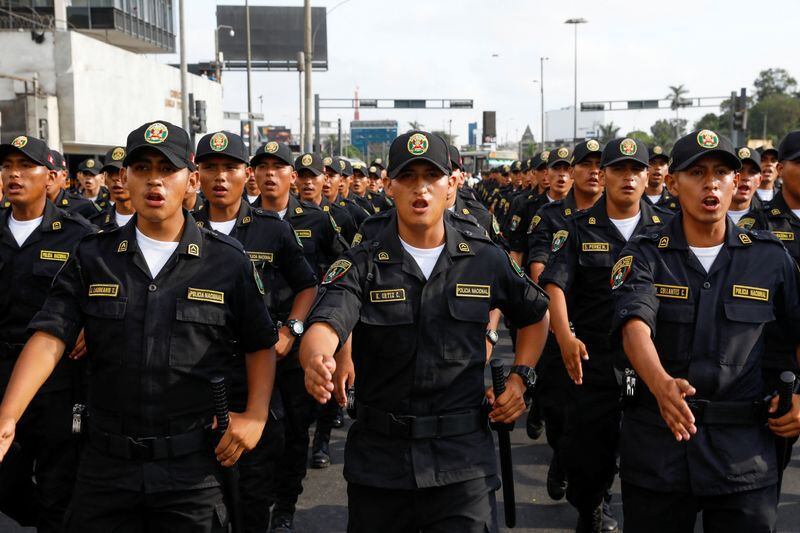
[747,94,800,143]
[625,130,654,146]
[650,118,688,150]
[694,113,726,132]
[598,122,620,143]
[432,130,455,146]
[667,84,689,112]
[343,144,364,160]
[753,68,798,101]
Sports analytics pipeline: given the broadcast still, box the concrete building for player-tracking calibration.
[545,105,606,144]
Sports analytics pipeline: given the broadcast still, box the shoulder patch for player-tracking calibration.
[507,252,525,278]
[351,233,362,246]
[610,255,634,290]
[527,215,541,234]
[737,217,755,230]
[551,230,569,252]
[491,215,501,235]
[322,259,352,285]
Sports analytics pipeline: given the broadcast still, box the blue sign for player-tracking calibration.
[351,124,398,157]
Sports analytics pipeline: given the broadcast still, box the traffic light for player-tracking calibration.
[733,88,748,131]
[190,100,207,134]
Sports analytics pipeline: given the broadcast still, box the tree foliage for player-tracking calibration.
[598,122,620,143]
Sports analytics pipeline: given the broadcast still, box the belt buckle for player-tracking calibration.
[687,399,710,423]
[128,436,157,460]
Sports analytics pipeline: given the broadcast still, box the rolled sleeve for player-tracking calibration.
[538,226,576,292]
[235,257,278,353]
[27,253,85,347]
[526,208,556,266]
[306,250,363,348]
[611,240,659,338]
[491,247,549,328]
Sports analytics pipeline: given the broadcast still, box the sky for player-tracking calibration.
[161,0,800,146]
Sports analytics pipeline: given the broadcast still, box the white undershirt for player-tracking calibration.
[86,195,98,203]
[135,228,179,278]
[114,211,134,227]
[689,244,723,273]
[399,237,445,279]
[792,209,800,221]
[8,214,42,246]
[447,205,455,212]
[277,208,288,220]
[545,194,556,203]
[727,208,749,225]
[646,194,662,205]
[609,213,641,241]
[247,194,260,205]
[209,218,237,235]
[756,189,774,201]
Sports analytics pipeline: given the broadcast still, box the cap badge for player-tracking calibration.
[210,132,229,152]
[265,141,279,154]
[407,133,429,156]
[339,160,346,171]
[374,158,382,164]
[111,147,125,161]
[86,159,95,168]
[301,154,313,166]
[738,147,751,159]
[144,122,169,144]
[11,136,28,148]
[554,147,568,159]
[541,151,550,161]
[697,130,719,149]
[587,140,600,151]
[369,166,377,174]
[653,145,663,155]
[323,157,333,166]
[620,139,638,156]
[514,161,521,170]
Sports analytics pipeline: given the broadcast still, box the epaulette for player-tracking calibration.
[59,208,94,230]
[200,226,247,252]
[749,228,784,244]
[252,207,280,220]
[455,225,492,243]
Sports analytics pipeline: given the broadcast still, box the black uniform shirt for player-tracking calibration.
[53,189,103,220]
[370,190,394,213]
[352,208,489,247]
[0,201,94,393]
[307,219,549,489]
[643,188,679,211]
[508,192,551,254]
[348,191,375,215]
[526,191,579,267]
[28,212,277,492]
[279,195,349,278]
[454,192,503,246]
[322,197,359,244]
[338,194,371,229]
[611,217,800,495]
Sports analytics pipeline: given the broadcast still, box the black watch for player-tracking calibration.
[286,319,305,338]
[485,329,499,346]
[509,365,537,392]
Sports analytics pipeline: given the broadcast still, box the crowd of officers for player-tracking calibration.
[0,118,797,533]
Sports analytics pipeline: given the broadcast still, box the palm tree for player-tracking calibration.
[667,85,689,139]
[598,122,620,143]
[408,121,423,131]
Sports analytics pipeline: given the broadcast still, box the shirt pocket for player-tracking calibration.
[359,299,415,360]
[720,302,775,366]
[577,251,614,269]
[654,303,695,361]
[444,295,490,361]
[169,298,229,372]
[84,298,127,364]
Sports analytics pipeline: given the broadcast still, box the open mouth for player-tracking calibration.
[145,191,165,207]
[411,198,429,213]
[6,182,23,193]
[701,196,720,210]
[212,185,228,197]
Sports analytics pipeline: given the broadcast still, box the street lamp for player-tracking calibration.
[214,24,235,83]
[564,18,587,142]
[540,56,548,151]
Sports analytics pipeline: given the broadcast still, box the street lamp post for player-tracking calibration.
[540,56,548,151]
[245,0,254,154]
[214,25,235,83]
[564,18,587,142]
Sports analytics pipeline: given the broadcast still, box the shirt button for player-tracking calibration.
[148,283,158,292]
[702,281,711,289]
[620,309,629,316]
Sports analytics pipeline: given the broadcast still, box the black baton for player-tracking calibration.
[211,376,244,533]
[777,371,796,417]
[490,359,516,528]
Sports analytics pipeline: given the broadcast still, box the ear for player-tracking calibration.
[731,171,740,189]
[598,169,606,188]
[777,162,784,178]
[290,169,298,184]
[186,170,199,194]
[665,173,678,197]
[120,167,128,187]
[46,169,57,189]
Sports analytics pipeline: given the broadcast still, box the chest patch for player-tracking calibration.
[187,288,225,304]
[369,288,406,302]
[655,284,689,299]
[732,285,769,302]
[581,242,609,252]
[88,284,119,297]
[456,284,491,298]
[40,250,69,262]
[247,251,274,263]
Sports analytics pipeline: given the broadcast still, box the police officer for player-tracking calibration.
[0,135,94,532]
[194,131,318,533]
[540,138,672,532]
[300,130,550,533]
[182,160,205,213]
[44,150,101,219]
[76,157,110,209]
[728,146,763,226]
[251,142,348,532]
[0,121,278,532]
[644,145,679,211]
[90,146,136,231]
[326,157,370,231]
[347,162,376,214]
[311,155,357,243]
[757,145,780,202]
[533,151,551,196]
[448,145,504,245]
[612,129,800,532]
[244,165,262,205]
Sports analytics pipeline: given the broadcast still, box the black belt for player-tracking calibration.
[356,404,487,439]
[88,426,210,460]
[686,399,766,425]
[0,342,24,360]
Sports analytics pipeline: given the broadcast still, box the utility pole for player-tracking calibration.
[565,18,587,142]
[298,51,305,149]
[245,0,254,153]
[540,56,548,151]
[304,0,313,152]
[314,93,320,153]
[179,0,189,131]
[337,118,342,156]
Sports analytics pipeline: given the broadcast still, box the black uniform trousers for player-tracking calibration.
[536,340,570,459]
[621,481,777,533]
[274,359,320,514]
[347,476,499,533]
[313,397,340,448]
[238,416,285,533]
[0,388,78,533]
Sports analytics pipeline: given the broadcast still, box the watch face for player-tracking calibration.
[290,321,304,336]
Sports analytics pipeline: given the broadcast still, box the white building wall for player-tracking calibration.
[545,106,606,143]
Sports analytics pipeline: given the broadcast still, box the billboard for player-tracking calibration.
[351,120,398,159]
[216,6,328,71]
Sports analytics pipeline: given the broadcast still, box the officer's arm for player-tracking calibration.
[300,322,340,404]
[529,262,545,284]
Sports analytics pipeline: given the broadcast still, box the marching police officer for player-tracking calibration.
[45,150,102,220]
[347,163,376,214]
[612,129,800,532]
[540,138,672,532]
[756,145,780,202]
[448,145,504,245]
[0,120,279,531]
[76,158,110,209]
[311,156,357,243]
[644,145,679,211]
[326,157,370,231]
[0,135,94,532]
[89,146,136,231]
[728,146,763,226]
[300,130,550,532]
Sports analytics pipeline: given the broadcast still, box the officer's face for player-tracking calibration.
[777,160,800,201]
[672,155,738,224]
[323,169,342,200]
[601,160,648,208]
[499,173,511,186]
[647,160,668,189]
[253,157,296,201]
[245,167,260,196]
[571,154,601,196]
[296,169,325,203]
[761,152,778,185]
[733,161,761,204]
[106,169,130,203]
[350,172,368,194]
[387,161,455,230]
[1,152,54,208]
[78,170,100,196]
[46,170,65,198]
[537,168,549,189]
[367,176,381,192]
[548,162,573,197]
[121,151,191,223]
[198,156,248,210]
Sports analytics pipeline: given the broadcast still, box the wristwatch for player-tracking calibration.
[485,329,499,346]
[286,319,305,338]
[509,365,537,392]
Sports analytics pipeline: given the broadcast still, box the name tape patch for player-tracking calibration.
[88,284,119,297]
[772,231,795,241]
[187,288,225,304]
[732,285,769,302]
[455,284,491,298]
[40,250,69,262]
[655,284,689,299]
[295,229,312,239]
[582,242,610,252]
[247,251,274,263]
[369,288,406,302]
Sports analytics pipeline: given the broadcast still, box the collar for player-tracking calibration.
[656,215,753,251]
[115,210,204,258]
[372,212,476,267]
[584,195,665,228]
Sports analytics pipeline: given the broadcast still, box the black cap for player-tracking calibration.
[529,152,545,170]
[370,158,385,170]
[572,140,603,165]
[101,146,126,172]
[332,157,353,176]
[123,120,194,169]
[736,146,761,168]
[669,129,740,173]
[510,160,523,173]
[251,141,294,167]
[196,131,248,164]
[351,161,368,176]
[368,164,381,178]
[77,158,100,175]
[50,150,67,171]
[448,145,465,171]
[601,138,649,168]
[757,145,778,158]
[547,147,572,167]
[778,131,800,162]
[0,135,54,169]
[520,158,530,172]
[500,164,511,175]
[387,131,451,179]
[294,152,324,175]
[648,145,669,162]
